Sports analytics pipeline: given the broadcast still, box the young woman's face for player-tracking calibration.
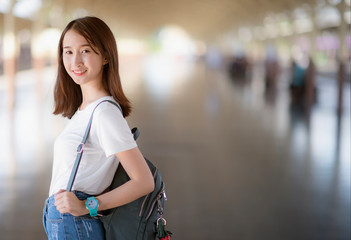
[62,29,107,87]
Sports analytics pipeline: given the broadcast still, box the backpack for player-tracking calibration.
[100,127,170,240]
[65,99,171,240]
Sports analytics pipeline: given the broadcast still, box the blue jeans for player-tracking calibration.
[42,191,105,240]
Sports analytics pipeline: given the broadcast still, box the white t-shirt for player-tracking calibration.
[49,96,137,196]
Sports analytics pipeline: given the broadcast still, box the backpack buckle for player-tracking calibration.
[77,143,85,153]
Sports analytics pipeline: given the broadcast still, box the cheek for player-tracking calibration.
[62,57,71,73]
[86,56,104,71]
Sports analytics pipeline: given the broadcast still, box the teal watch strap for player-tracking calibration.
[86,197,98,217]
[89,207,98,217]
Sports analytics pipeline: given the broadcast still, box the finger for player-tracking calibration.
[54,194,66,207]
[55,189,66,195]
[54,197,62,208]
[56,205,67,214]
[54,189,66,201]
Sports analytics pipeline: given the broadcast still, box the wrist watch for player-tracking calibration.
[85,197,99,217]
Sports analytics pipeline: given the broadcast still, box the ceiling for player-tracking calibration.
[0,0,344,42]
[55,0,318,40]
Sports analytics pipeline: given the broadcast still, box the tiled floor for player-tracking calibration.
[0,56,350,240]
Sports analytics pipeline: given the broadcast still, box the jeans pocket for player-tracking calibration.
[74,217,105,240]
[46,220,64,240]
[45,201,64,240]
[42,201,48,236]
[46,202,63,222]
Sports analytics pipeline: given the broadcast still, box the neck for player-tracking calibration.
[80,83,109,110]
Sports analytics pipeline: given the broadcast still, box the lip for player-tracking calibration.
[72,70,87,76]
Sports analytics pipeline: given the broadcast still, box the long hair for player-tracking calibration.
[53,16,131,118]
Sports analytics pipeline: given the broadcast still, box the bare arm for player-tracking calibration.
[96,147,155,210]
[54,147,155,216]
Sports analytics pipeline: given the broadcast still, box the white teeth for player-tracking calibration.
[73,70,86,73]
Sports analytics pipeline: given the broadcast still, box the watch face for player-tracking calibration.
[87,198,97,209]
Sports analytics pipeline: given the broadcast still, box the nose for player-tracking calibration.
[73,53,83,67]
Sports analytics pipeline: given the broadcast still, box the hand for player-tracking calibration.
[54,189,88,216]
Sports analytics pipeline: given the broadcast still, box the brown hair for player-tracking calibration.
[53,16,131,118]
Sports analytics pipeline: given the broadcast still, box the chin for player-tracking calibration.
[71,77,84,85]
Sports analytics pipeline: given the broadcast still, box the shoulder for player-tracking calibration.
[90,98,135,145]
[93,99,124,123]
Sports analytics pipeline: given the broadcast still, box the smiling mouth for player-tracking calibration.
[72,70,87,76]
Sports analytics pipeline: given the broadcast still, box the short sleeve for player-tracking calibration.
[92,102,137,157]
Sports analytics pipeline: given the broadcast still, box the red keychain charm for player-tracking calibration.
[157,217,172,240]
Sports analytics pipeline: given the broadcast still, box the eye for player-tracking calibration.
[64,50,72,54]
[82,49,90,53]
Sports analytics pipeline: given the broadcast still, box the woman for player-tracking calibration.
[42,16,155,239]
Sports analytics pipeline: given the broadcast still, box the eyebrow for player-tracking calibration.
[63,44,92,49]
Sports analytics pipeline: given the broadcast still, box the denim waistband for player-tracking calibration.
[46,190,93,205]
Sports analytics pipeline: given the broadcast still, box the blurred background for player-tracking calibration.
[0,0,350,239]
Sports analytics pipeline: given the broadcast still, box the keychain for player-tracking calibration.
[156,191,172,240]
[157,217,172,240]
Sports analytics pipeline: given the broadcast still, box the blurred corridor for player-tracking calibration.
[0,56,350,239]
[1,0,351,240]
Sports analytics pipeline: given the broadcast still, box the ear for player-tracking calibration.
[103,57,108,65]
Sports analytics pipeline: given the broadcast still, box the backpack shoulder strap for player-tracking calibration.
[66,99,123,191]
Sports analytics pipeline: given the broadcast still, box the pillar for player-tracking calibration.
[3,0,17,110]
[336,0,348,116]
[31,16,46,102]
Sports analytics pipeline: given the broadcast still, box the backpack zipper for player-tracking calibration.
[145,186,166,220]
[138,169,158,217]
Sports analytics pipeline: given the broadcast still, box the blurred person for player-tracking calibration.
[264,57,280,90]
[228,55,249,79]
[42,16,154,240]
[290,53,316,106]
[304,56,316,108]
[264,45,280,90]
